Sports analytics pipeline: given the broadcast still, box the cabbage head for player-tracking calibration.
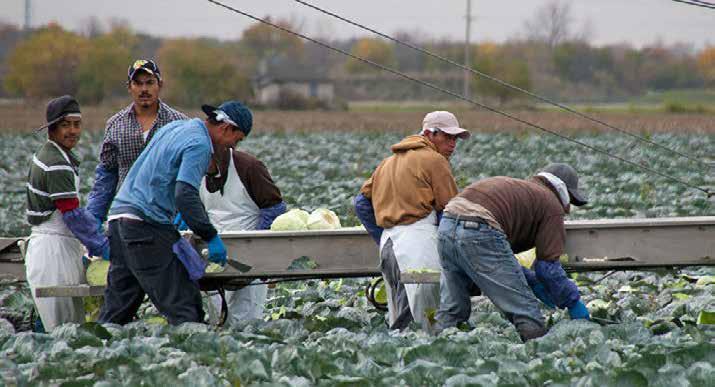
[271,209,309,231]
[86,260,110,286]
[306,208,341,230]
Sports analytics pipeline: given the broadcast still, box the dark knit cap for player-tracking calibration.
[37,95,81,132]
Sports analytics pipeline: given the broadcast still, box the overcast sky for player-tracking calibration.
[2,0,713,48]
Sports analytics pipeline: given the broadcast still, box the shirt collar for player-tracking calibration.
[47,140,80,167]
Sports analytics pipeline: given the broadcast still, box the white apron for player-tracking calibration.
[200,149,267,324]
[379,211,441,330]
[25,144,85,331]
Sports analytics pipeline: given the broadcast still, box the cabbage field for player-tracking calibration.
[0,129,714,385]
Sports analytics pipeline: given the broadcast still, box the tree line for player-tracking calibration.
[0,11,713,108]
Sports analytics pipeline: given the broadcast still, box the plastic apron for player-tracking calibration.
[379,211,441,330]
[25,145,85,331]
[199,149,267,325]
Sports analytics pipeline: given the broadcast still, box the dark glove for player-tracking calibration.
[173,213,189,231]
[101,244,110,261]
[568,300,590,320]
[532,282,556,308]
[207,235,227,265]
[258,201,287,230]
[534,259,581,309]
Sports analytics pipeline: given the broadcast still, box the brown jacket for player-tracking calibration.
[450,176,566,261]
[360,135,458,228]
[204,147,283,208]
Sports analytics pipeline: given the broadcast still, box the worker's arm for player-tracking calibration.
[86,164,118,224]
[86,126,119,223]
[56,198,109,259]
[533,216,589,319]
[257,202,287,230]
[175,182,216,242]
[353,193,382,244]
[429,157,459,212]
[236,153,287,230]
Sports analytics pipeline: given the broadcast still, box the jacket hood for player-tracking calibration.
[390,135,436,154]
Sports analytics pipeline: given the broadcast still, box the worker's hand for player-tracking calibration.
[101,244,110,261]
[568,300,590,320]
[531,283,556,309]
[173,213,189,231]
[207,235,227,266]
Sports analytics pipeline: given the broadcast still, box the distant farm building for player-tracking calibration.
[254,57,335,108]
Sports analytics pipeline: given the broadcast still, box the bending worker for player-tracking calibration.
[25,95,109,331]
[435,163,591,341]
[177,102,286,325]
[98,101,248,325]
[354,111,470,330]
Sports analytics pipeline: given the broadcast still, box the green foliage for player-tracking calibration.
[157,38,252,107]
[3,25,88,98]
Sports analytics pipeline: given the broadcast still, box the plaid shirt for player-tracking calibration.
[99,100,188,187]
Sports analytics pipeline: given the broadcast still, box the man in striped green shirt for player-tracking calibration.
[25,95,109,331]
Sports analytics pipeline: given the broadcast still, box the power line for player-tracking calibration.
[204,0,712,198]
[292,0,712,172]
[671,0,715,9]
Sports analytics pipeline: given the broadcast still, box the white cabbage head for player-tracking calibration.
[307,208,341,230]
[270,209,310,231]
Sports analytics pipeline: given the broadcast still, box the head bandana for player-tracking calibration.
[537,172,570,208]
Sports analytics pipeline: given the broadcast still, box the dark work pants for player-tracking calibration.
[98,219,204,325]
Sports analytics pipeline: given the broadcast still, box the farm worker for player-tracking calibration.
[354,111,470,330]
[86,59,187,228]
[97,101,247,325]
[24,95,109,331]
[175,102,286,325]
[435,163,591,342]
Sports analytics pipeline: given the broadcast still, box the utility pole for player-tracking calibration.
[24,0,32,30]
[463,0,472,100]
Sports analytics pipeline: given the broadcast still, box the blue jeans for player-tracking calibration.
[435,217,546,341]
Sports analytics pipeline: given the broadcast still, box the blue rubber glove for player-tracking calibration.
[207,235,227,265]
[173,213,189,231]
[532,283,556,309]
[101,244,110,261]
[568,300,591,320]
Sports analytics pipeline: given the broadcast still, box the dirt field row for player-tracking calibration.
[1,102,714,134]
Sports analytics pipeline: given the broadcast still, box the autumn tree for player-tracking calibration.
[344,38,396,74]
[76,26,137,103]
[3,24,88,98]
[471,43,532,106]
[697,46,715,86]
[157,38,252,108]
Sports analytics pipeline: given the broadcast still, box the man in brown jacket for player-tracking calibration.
[435,163,590,341]
[354,111,470,330]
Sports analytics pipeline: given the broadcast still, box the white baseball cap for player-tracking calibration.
[422,111,471,139]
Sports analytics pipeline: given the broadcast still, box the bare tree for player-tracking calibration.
[523,1,573,49]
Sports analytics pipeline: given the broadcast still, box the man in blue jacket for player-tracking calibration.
[98,101,249,325]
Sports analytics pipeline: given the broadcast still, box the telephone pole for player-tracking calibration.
[463,0,473,100]
[24,0,32,30]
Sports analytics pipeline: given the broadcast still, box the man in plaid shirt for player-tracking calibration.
[87,59,188,223]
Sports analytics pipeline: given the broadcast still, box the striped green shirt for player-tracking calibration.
[26,141,80,225]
